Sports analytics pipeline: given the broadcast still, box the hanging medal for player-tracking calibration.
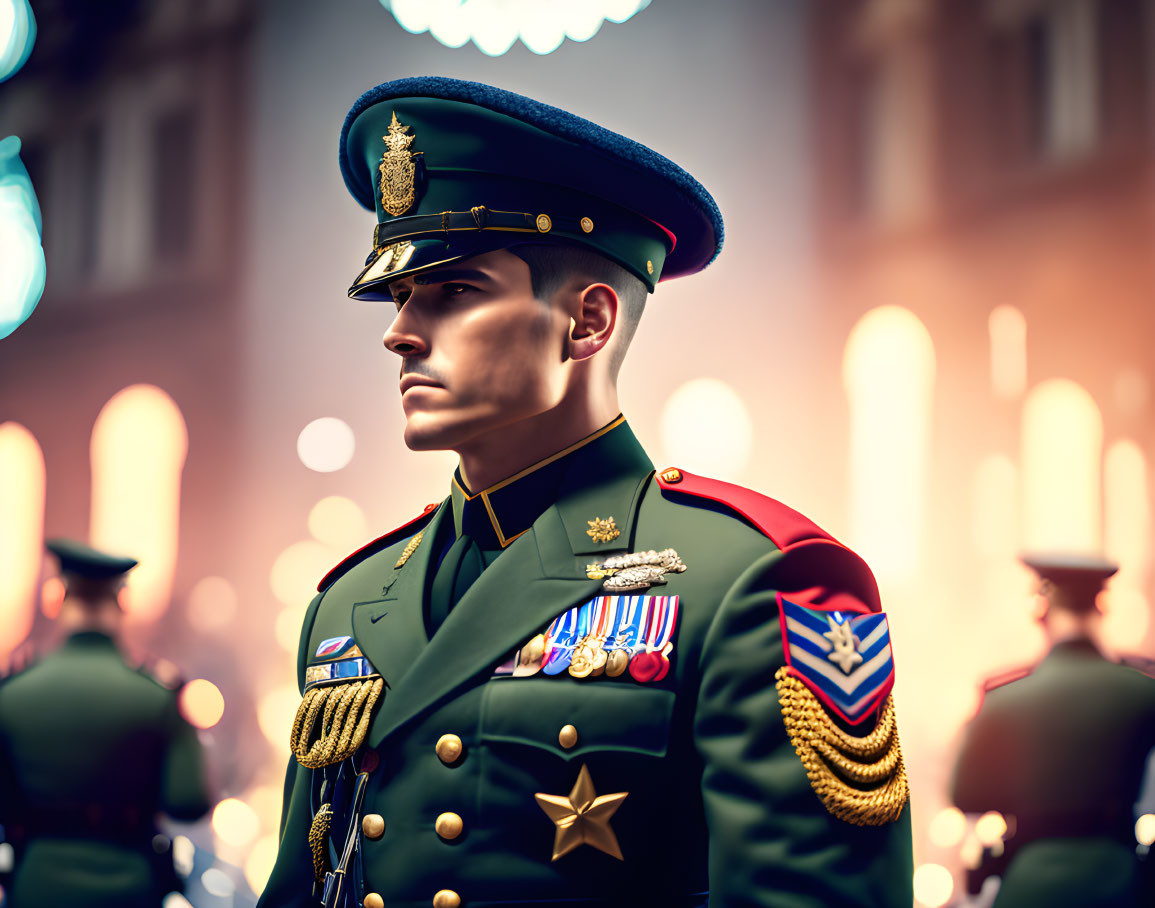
[605,595,646,678]
[570,597,610,679]
[543,602,586,675]
[516,612,564,677]
[629,596,679,683]
[590,597,620,676]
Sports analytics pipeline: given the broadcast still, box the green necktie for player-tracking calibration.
[428,533,485,635]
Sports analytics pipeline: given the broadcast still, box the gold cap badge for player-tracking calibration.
[379,111,418,217]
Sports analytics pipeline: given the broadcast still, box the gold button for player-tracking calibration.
[436,734,463,764]
[433,888,461,908]
[661,468,682,484]
[362,813,385,840]
[364,894,385,908]
[558,724,578,749]
[646,260,654,275]
[536,213,552,233]
[580,216,594,233]
[435,811,464,840]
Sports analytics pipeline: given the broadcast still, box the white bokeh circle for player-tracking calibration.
[297,417,355,473]
[659,378,753,480]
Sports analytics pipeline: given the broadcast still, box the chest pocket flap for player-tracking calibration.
[480,679,676,761]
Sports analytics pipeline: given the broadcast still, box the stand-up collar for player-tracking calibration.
[449,415,651,551]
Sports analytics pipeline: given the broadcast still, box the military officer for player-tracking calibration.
[0,539,211,908]
[952,555,1155,907]
[260,77,912,908]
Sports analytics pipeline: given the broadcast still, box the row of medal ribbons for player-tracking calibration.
[494,595,679,683]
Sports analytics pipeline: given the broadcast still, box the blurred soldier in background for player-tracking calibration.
[0,539,211,908]
[952,555,1155,908]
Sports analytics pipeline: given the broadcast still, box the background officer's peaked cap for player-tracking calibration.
[46,538,137,580]
[1021,552,1118,612]
[339,76,724,300]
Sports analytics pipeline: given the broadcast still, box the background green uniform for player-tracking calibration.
[952,638,1155,908]
[0,631,210,908]
[260,422,912,908]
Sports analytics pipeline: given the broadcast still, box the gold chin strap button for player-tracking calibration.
[580,216,594,233]
[364,894,385,908]
[661,468,682,484]
[436,733,464,764]
[646,260,654,275]
[362,813,385,840]
[535,213,552,233]
[433,889,461,908]
[558,724,578,750]
[435,811,464,840]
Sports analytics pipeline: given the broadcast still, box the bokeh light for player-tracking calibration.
[200,867,236,899]
[0,422,44,656]
[384,0,650,56]
[1136,813,1155,846]
[927,806,967,848]
[270,540,339,607]
[308,495,368,550]
[974,810,1008,846]
[988,305,1027,400]
[161,894,193,908]
[258,684,301,748]
[186,576,239,633]
[913,863,954,907]
[212,797,260,848]
[297,417,355,473]
[244,833,280,895]
[172,835,195,878]
[275,604,306,653]
[843,306,936,582]
[1021,379,1101,554]
[90,385,188,622]
[0,136,45,339]
[179,678,225,730]
[0,0,36,82]
[659,378,753,480]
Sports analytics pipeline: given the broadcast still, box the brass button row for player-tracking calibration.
[367,889,460,908]
[435,811,464,840]
[436,733,463,764]
[433,735,464,904]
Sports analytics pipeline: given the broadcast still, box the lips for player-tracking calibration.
[399,374,443,394]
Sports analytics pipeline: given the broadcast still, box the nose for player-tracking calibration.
[382,308,428,358]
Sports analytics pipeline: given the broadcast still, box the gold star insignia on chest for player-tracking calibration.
[585,516,621,544]
[534,764,628,861]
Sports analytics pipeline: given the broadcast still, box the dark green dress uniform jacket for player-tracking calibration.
[261,421,913,908]
[952,637,1155,908]
[0,631,210,908]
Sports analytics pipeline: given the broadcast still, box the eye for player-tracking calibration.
[391,289,411,309]
[441,282,476,297]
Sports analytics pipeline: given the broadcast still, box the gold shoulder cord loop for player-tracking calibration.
[290,676,386,769]
[775,667,908,826]
[309,803,334,884]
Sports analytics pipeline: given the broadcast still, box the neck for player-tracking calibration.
[456,389,619,491]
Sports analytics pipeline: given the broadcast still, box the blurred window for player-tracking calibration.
[0,423,45,657]
[151,106,198,262]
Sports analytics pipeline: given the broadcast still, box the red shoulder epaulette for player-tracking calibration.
[317,503,439,592]
[655,467,881,614]
[982,665,1033,692]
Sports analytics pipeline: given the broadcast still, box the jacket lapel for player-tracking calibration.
[367,504,602,748]
[351,501,447,690]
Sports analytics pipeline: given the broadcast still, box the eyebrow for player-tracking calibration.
[411,269,492,285]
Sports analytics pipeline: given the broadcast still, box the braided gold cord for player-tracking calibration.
[308,803,333,884]
[775,667,908,826]
[292,676,386,769]
[395,531,423,568]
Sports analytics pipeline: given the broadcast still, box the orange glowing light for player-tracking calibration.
[843,306,936,582]
[90,385,188,623]
[212,797,260,848]
[244,833,279,895]
[988,306,1027,400]
[912,863,953,907]
[974,810,1007,846]
[308,496,368,550]
[928,806,967,848]
[40,576,64,620]
[269,540,341,608]
[257,685,300,747]
[0,422,44,656]
[179,678,225,729]
[1021,379,1101,554]
[1136,814,1155,846]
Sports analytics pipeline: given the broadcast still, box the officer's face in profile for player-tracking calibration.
[383,249,570,453]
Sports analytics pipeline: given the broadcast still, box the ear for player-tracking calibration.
[568,283,618,362]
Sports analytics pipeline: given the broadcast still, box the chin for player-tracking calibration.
[400,405,530,453]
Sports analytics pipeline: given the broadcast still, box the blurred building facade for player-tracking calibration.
[0,0,262,829]
[813,0,1155,895]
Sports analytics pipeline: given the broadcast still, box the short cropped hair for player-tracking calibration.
[509,244,647,380]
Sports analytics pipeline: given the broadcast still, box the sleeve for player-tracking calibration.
[693,547,913,908]
[950,706,1008,814]
[257,591,326,908]
[159,696,212,821]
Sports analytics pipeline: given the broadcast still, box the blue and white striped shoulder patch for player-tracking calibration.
[778,596,895,725]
